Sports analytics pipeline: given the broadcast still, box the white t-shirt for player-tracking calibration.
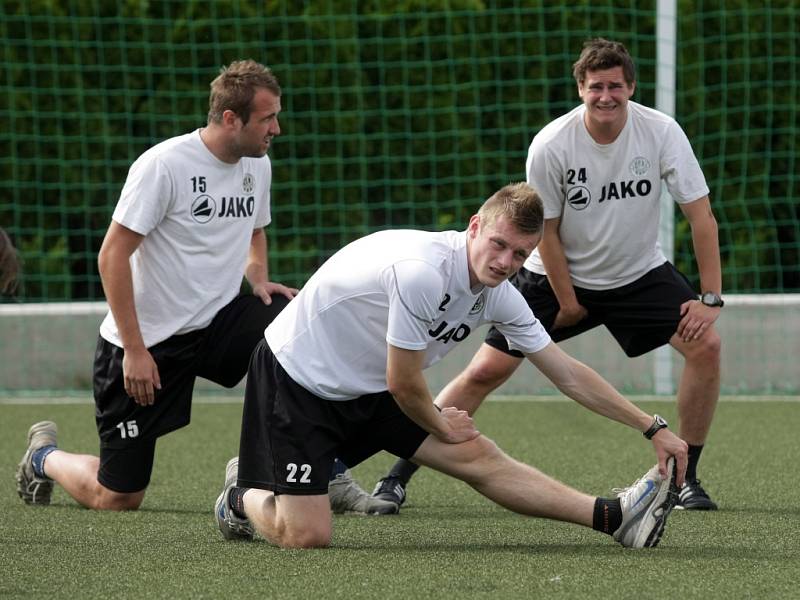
[100,129,272,348]
[266,229,551,401]
[524,101,709,289]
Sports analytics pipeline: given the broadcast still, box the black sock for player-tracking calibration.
[592,497,622,535]
[686,444,704,482]
[330,458,348,480]
[387,458,419,485]
[228,486,249,519]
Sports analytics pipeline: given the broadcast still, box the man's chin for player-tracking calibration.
[483,273,507,287]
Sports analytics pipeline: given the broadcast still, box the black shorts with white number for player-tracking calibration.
[237,339,429,495]
[485,261,697,358]
[92,293,289,493]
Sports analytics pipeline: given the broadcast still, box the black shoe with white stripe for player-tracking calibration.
[372,476,407,508]
[677,479,718,510]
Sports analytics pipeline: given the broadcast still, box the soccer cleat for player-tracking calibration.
[612,457,679,548]
[372,475,407,508]
[677,479,718,510]
[215,457,254,541]
[329,470,399,515]
[16,421,58,505]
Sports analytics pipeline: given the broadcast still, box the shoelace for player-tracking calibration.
[611,473,646,497]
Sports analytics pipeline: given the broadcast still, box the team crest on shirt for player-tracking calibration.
[242,173,255,193]
[629,157,650,176]
[469,293,486,315]
[191,195,216,223]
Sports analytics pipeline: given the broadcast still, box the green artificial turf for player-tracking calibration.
[1,398,798,599]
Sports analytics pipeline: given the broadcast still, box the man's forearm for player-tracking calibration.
[245,228,269,287]
[99,244,146,351]
[692,218,722,294]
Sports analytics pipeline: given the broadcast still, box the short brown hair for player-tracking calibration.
[208,59,281,125]
[0,228,20,294]
[478,182,544,235]
[572,38,636,86]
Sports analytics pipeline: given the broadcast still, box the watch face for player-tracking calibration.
[702,292,722,306]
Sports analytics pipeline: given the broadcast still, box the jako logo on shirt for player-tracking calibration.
[566,186,591,210]
[191,195,255,223]
[191,195,216,223]
[428,321,471,344]
[598,179,652,203]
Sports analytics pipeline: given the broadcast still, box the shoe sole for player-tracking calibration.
[216,458,254,541]
[365,504,400,515]
[372,494,405,508]
[16,421,57,505]
[215,490,253,541]
[675,503,718,511]
[642,462,679,548]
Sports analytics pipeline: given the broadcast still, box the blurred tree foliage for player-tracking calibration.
[1,0,796,300]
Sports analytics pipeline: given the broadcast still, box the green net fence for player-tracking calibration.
[1,1,798,394]
[2,0,797,301]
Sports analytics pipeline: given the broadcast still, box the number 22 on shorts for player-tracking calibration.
[286,463,311,483]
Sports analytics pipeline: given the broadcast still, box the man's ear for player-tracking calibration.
[467,214,481,238]
[221,109,240,129]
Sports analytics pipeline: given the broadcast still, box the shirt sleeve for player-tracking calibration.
[527,138,565,219]
[488,283,552,355]
[660,120,710,204]
[254,156,272,229]
[384,259,445,351]
[112,154,173,235]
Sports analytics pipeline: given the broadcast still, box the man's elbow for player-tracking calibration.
[386,378,406,400]
[97,244,112,278]
[386,377,419,405]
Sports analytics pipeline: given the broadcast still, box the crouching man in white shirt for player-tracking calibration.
[215,182,688,549]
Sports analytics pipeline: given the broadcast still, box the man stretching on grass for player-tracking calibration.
[215,182,687,549]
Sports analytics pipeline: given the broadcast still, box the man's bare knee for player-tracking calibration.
[418,434,505,487]
[280,528,332,549]
[268,519,331,549]
[466,353,519,389]
[94,488,145,511]
[684,330,721,365]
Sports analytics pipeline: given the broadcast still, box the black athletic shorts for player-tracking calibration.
[93,293,289,493]
[237,339,429,495]
[485,261,696,359]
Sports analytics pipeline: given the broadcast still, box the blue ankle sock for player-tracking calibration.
[31,445,57,478]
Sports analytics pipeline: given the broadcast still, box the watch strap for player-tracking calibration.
[643,414,668,440]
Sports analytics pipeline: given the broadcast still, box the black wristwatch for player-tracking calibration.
[643,414,668,440]
[699,291,724,307]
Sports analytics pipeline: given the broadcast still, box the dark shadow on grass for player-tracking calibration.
[330,541,798,561]
[332,541,610,553]
[43,502,209,516]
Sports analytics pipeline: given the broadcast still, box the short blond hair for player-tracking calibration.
[477,182,544,235]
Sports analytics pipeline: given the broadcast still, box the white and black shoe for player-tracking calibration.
[612,457,679,548]
[214,457,254,541]
[16,421,58,505]
[329,470,399,515]
[677,479,718,510]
